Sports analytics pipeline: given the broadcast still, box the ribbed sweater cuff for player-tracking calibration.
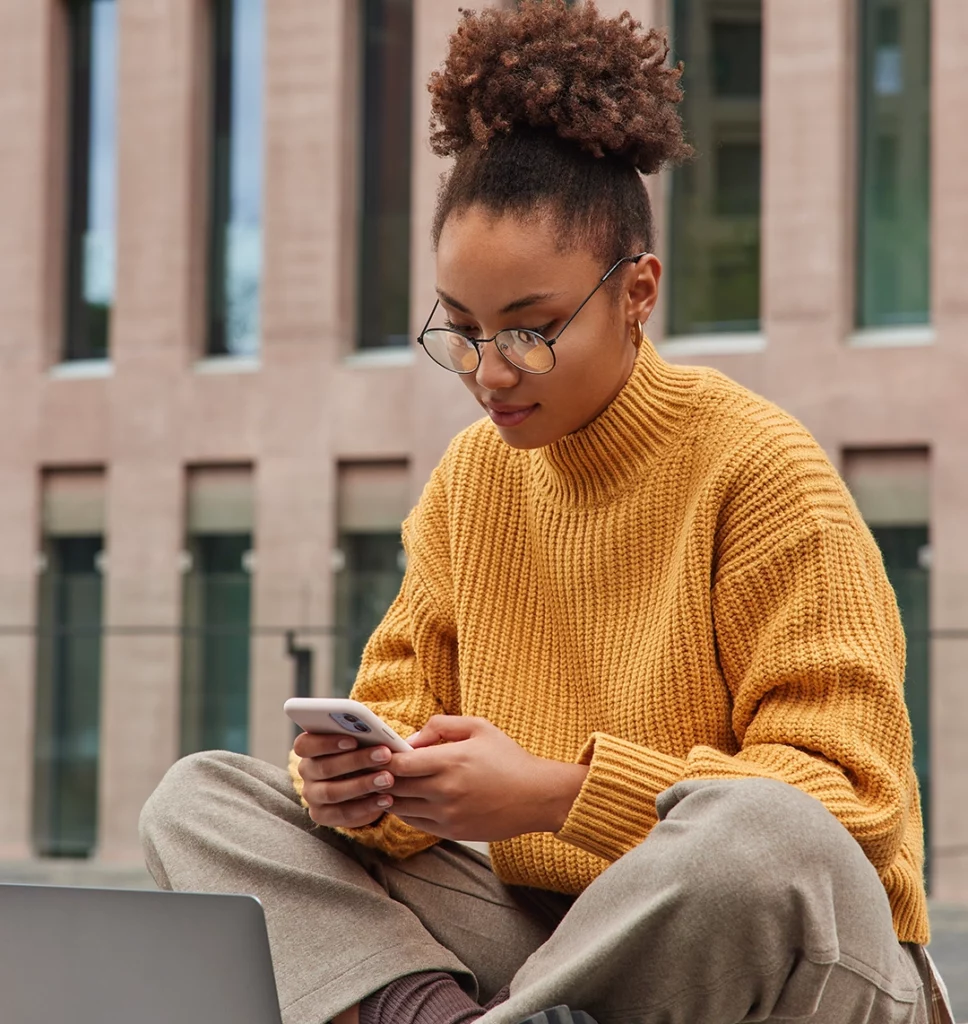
[335,813,440,859]
[556,732,686,862]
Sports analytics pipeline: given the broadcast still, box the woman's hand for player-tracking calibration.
[377,716,589,842]
[294,731,398,829]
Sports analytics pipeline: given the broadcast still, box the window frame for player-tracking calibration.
[62,0,116,363]
[666,0,764,339]
[355,0,415,351]
[204,0,265,358]
[854,0,932,329]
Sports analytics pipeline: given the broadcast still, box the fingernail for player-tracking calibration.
[338,739,357,750]
[370,748,390,763]
[374,773,392,788]
[376,796,392,808]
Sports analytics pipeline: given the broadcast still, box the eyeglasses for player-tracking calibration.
[417,251,650,375]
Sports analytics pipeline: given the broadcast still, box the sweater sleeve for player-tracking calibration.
[287,463,460,859]
[556,518,916,880]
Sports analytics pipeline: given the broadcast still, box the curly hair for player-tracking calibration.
[428,0,693,267]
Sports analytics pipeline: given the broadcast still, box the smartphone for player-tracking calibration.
[284,697,413,753]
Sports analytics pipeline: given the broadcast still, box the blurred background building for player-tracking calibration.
[0,0,966,907]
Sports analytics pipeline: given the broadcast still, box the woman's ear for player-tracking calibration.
[627,254,662,326]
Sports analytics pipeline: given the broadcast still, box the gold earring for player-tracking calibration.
[631,321,643,348]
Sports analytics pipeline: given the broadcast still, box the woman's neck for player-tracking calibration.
[526,338,708,506]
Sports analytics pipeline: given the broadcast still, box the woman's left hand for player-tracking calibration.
[378,715,588,842]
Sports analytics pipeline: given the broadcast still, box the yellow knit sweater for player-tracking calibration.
[289,339,928,944]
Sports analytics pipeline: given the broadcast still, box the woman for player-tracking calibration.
[140,3,948,1023]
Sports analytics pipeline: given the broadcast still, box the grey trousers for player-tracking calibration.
[139,750,930,1024]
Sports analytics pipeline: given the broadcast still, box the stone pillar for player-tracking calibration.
[97,0,205,862]
[927,0,968,903]
[761,0,853,451]
[0,0,58,859]
[249,0,349,767]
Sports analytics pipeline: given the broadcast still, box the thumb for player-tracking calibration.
[409,715,488,749]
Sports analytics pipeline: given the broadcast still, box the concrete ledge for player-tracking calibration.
[847,325,935,349]
[194,354,262,374]
[342,347,415,369]
[659,333,766,357]
[48,359,114,379]
[0,859,155,889]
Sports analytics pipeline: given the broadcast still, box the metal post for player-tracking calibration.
[284,631,314,738]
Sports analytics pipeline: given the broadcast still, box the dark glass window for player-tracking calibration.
[857,0,930,327]
[870,525,931,883]
[357,0,413,349]
[711,20,761,96]
[180,534,253,754]
[33,536,104,857]
[715,142,761,216]
[207,0,264,357]
[844,448,931,886]
[669,0,762,336]
[63,0,117,362]
[333,533,405,696]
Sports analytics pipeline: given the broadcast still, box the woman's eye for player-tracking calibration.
[517,322,555,339]
[443,320,478,336]
[442,319,554,337]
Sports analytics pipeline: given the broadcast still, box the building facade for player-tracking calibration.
[0,0,966,901]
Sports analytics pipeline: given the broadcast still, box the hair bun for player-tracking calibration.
[428,0,693,175]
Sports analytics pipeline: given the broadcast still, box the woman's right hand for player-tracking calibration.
[293,732,396,828]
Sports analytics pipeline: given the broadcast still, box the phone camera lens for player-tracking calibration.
[354,722,371,733]
[344,714,359,723]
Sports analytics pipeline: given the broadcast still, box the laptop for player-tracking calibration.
[0,883,283,1024]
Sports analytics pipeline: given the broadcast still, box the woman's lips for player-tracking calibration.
[484,403,538,427]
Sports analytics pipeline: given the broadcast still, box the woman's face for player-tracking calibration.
[434,205,661,449]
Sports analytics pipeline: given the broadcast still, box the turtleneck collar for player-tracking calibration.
[527,338,707,506]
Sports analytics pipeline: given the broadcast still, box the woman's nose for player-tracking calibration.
[475,339,520,390]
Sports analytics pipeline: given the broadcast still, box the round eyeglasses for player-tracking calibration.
[417,252,650,376]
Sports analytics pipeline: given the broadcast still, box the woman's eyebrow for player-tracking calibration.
[436,288,562,316]
[501,292,560,314]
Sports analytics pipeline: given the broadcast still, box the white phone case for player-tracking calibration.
[283,697,413,752]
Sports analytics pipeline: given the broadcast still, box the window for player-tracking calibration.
[207,0,265,357]
[668,0,762,336]
[33,471,106,857]
[844,448,931,881]
[857,0,930,327]
[357,0,414,349]
[63,0,117,362]
[180,468,254,755]
[333,463,410,695]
